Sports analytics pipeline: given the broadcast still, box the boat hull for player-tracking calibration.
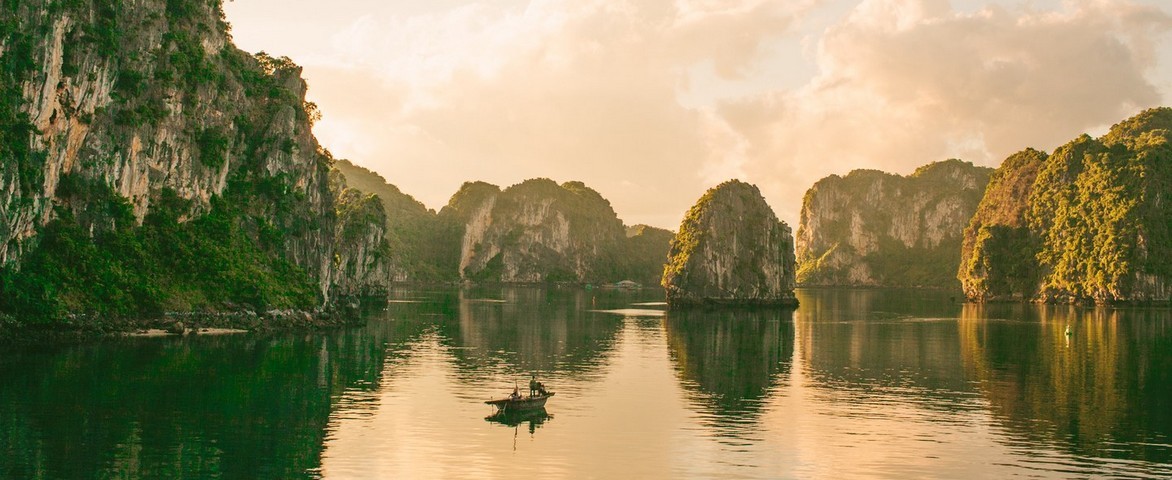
[485,392,554,412]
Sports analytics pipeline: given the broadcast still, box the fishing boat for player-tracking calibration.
[485,391,555,413]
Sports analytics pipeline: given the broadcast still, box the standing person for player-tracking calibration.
[529,375,539,397]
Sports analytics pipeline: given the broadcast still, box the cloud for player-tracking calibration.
[728,0,1172,222]
[227,0,1172,228]
[298,0,809,228]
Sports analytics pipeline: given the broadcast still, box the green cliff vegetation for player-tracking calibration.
[442,178,671,285]
[617,225,674,286]
[663,180,797,306]
[0,179,319,323]
[958,149,1047,300]
[960,108,1172,304]
[333,160,456,281]
[0,0,351,327]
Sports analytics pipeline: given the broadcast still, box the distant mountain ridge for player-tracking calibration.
[329,171,676,286]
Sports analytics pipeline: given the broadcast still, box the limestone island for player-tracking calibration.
[661,180,798,308]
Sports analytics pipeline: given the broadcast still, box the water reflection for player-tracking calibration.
[796,288,973,399]
[420,287,627,381]
[959,302,1172,466]
[664,308,794,430]
[0,316,430,479]
[4,287,1172,478]
[484,409,553,430]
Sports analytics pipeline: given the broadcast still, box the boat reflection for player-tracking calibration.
[485,408,554,435]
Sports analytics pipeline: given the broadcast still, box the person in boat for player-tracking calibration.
[537,382,547,396]
[510,386,521,400]
[529,375,539,396]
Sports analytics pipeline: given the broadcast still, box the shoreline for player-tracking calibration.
[0,306,365,347]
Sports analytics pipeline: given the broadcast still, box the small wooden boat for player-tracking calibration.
[485,392,555,413]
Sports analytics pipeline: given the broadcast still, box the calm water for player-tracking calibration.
[2,287,1171,479]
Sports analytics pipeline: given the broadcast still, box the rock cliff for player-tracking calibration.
[796,159,992,288]
[0,0,384,320]
[448,178,628,283]
[956,149,1047,301]
[662,180,797,307]
[960,108,1172,304]
[328,168,391,297]
[618,224,674,286]
[333,160,454,282]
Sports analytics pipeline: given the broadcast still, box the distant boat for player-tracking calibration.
[485,392,555,413]
[601,280,641,289]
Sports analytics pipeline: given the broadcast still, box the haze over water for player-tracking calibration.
[3,287,1170,478]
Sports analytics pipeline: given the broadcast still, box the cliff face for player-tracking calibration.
[796,159,992,288]
[333,160,454,282]
[960,108,1172,304]
[449,178,627,283]
[957,149,1047,301]
[328,169,391,297]
[0,1,384,319]
[618,224,673,286]
[662,180,797,307]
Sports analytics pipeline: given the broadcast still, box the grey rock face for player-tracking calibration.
[796,159,992,288]
[662,180,797,307]
[1,1,383,302]
[451,178,626,283]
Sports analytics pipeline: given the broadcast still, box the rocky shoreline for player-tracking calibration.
[0,303,365,346]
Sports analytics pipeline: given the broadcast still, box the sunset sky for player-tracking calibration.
[223,0,1172,229]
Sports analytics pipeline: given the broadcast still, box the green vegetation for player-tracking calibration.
[0,178,319,324]
[197,126,229,169]
[957,149,1047,300]
[864,237,965,288]
[663,180,796,305]
[662,187,712,291]
[1,5,42,198]
[960,108,1172,304]
[333,159,456,281]
[614,225,673,286]
[0,0,346,326]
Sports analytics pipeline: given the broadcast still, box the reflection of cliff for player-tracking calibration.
[795,288,970,394]
[664,308,794,418]
[0,319,430,478]
[959,304,1172,463]
[435,287,630,375]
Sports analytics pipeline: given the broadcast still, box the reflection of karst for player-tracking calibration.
[0,318,430,478]
[664,308,794,419]
[436,288,625,375]
[958,303,1172,462]
[794,288,971,393]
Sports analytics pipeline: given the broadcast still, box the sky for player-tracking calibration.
[223,0,1172,229]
